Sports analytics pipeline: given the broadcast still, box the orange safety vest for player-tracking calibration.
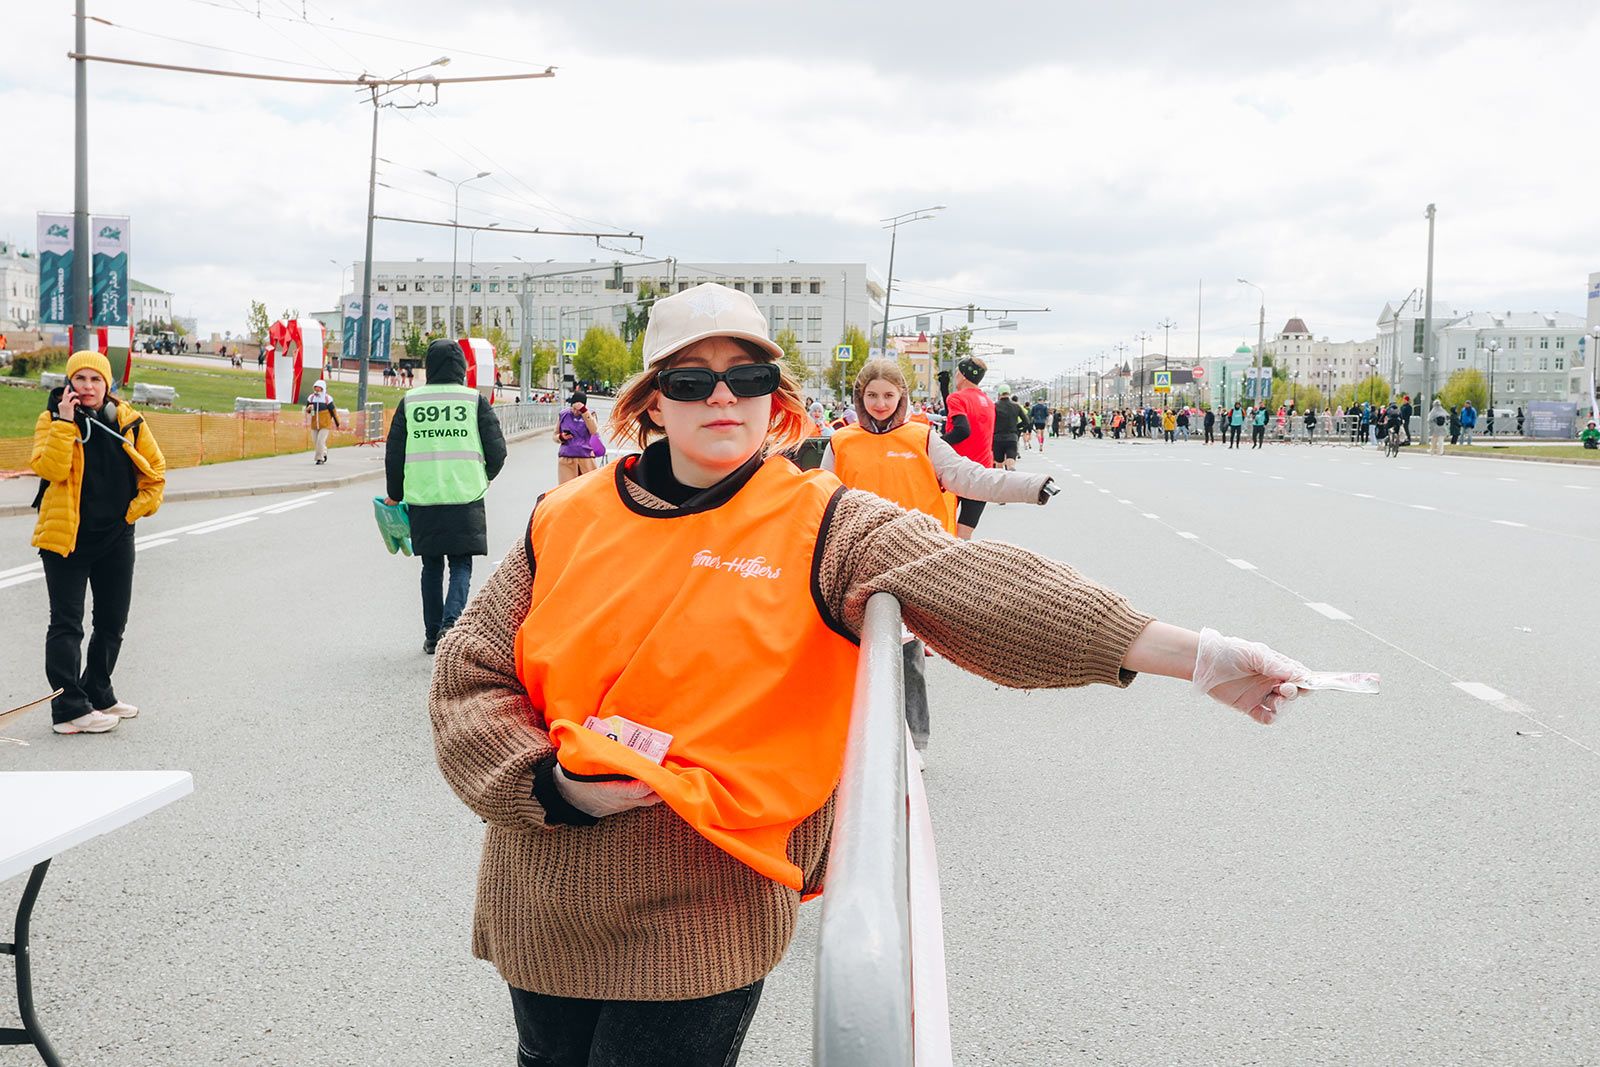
[829,422,956,534]
[909,411,931,425]
[517,454,860,891]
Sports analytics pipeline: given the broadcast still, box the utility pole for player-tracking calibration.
[1158,317,1176,409]
[72,0,90,346]
[355,95,380,409]
[1421,203,1437,444]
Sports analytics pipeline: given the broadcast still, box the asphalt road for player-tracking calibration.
[2,433,1597,1066]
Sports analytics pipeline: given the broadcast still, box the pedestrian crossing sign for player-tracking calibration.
[1153,371,1172,393]
[834,344,852,363]
[563,339,578,357]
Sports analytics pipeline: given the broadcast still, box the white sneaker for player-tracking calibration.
[96,701,139,719]
[53,710,120,735]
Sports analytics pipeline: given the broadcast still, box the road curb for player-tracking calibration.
[0,425,553,518]
[1441,450,1600,468]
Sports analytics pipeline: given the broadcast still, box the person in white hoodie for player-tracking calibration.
[820,358,1059,757]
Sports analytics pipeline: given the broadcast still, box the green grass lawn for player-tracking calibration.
[1445,444,1600,462]
[0,358,409,438]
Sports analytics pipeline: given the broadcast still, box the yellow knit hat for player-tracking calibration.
[65,350,113,385]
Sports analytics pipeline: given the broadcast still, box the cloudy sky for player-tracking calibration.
[6,0,1598,380]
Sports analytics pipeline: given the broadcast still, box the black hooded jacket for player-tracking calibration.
[385,340,508,557]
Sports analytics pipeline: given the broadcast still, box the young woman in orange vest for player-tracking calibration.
[820,358,1059,758]
[429,282,1312,1067]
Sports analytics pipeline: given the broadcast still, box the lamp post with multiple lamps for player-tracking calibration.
[1477,338,1501,428]
[424,168,491,337]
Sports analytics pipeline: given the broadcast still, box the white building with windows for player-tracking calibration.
[0,241,39,332]
[1435,311,1587,410]
[350,258,885,387]
[129,279,174,328]
[1264,318,1379,395]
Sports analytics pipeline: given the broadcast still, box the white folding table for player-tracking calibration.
[0,770,193,1066]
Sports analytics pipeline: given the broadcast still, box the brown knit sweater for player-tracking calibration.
[428,474,1153,1001]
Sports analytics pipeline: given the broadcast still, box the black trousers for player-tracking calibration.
[1228,425,1242,447]
[41,524,135,723]
[510,980,763,1067]
[1251,425,1266,447]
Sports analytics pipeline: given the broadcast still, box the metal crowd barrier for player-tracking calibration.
[815,593,952,1067]
[489,400,559,439]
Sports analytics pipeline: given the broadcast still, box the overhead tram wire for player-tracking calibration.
[167,0,558,71]
[85,16,361,74]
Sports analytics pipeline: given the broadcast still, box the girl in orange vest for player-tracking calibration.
[821,359,1058,757]
[429,282,1312,1066]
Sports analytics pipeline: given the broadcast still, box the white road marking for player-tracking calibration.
[1176,531,1198,539]
[134,538,176,552]
[1453,681,1506,702]
[1409,504,1437,511]
[1270,475,1284,480]
[0,562,43,580]
[1352,492,1375,499]
[1307,482,1322,487]
[1098,488,1110,494]
[1442,471,1459,476]
[1142,513,1159,519]
[1399,465,1413,470]
[1565,485,1590,490]
[264,499,322,515]
[1492,520,1527,528]
[188,516,259,535]
[1117,498,1132,505]
[1305,602,1353,621]
[1226,559,1257,570]
[1497,477,1515,482]
[148,492,331,538]
[0,573,43,590]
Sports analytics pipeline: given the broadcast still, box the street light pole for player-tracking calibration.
[1157,317,1176,409]
[1421,203,1437,444]
[1237,279,1265,406]
[465,222,499,335]
[425,168,491,338]
[1134,332,1151,412]
[356,56,451,409]
[72,0,90,346]
[878,206,944,354]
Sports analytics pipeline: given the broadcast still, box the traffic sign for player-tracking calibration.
[834,343,852,363]
[1191,365,1206,381]
[563,339,578,357]
[1153,371,1172,394]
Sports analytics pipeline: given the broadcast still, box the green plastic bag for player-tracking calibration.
[372,497,412,556]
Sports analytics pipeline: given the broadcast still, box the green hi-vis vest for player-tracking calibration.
[402,384,489,505]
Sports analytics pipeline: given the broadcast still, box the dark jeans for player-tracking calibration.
[903,639,930,750]
[1251,425,1265,448]
[41,524,135,723]
[509,980,763,1067]
[420,554,472,638]
[1204,426,1214,443]
[1228,425,1242,448]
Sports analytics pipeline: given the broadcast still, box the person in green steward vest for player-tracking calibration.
[385,339,508,654]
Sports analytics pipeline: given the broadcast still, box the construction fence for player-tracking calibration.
[0,407,395,473]
[0,400,560,474]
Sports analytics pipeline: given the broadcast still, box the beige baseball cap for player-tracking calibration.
[642,282,786,367]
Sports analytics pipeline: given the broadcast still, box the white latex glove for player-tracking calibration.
[1192,627,1310,725]
[553,765,663,818]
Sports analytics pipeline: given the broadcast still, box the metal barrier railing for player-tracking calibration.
[815,593,951,1067]
[490,401,559,439]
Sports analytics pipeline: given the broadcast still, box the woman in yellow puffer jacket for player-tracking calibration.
[30,350,165,735]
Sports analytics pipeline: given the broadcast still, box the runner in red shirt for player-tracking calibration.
[940,356,996,539]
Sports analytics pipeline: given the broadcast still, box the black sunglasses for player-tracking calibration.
[656,363,781,402]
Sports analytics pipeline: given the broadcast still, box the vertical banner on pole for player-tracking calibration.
[343,294,392,363]
[90,215,130,326]
[37,213,74,326]
[372,296,393,363]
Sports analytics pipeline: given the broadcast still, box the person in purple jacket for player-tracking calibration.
[555,392,601,484]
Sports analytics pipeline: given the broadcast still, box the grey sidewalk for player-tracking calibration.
[0,446,391,517]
